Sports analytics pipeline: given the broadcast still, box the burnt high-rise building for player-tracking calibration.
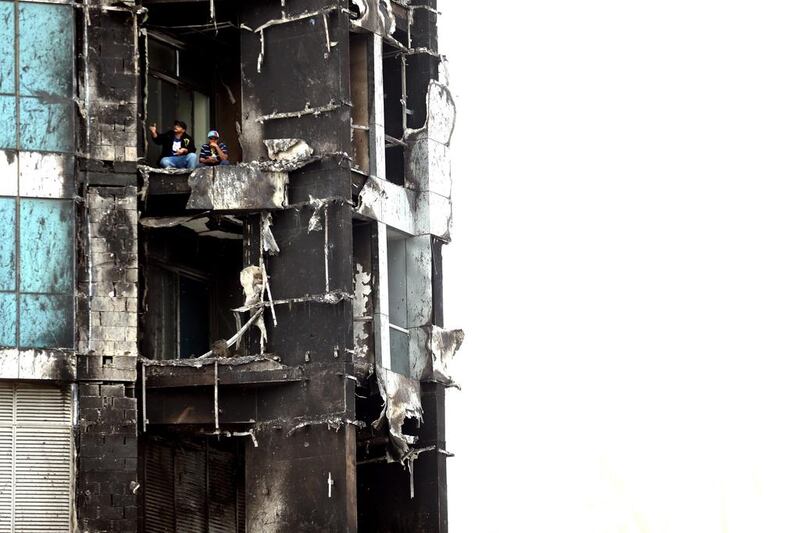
[0,0,463,531]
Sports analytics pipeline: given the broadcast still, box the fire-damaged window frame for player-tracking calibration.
[144,30,212,166]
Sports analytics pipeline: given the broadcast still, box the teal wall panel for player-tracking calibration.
[19,293,71,348]
[0,1,14,95]
[0,1,76,351]
[19,98,73,153]
[0,197,14,291]
[0,292,15,347]
[0,94,15,150]
[19,3,73,98]
[19,199,72,293]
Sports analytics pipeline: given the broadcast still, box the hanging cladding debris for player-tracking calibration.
[349,0,396,38]
[410,326,465,386]
[373,367,423,460]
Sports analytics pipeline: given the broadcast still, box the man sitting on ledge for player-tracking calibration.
[199,130,230,167]
[149,120,198,169]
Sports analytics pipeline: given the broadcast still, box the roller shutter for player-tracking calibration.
[0,382,73,533]
[144,438,242,533]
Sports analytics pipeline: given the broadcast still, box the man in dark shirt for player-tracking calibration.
[199,130,230,167]
[149,120,198,169]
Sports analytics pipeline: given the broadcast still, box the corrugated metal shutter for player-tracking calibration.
[174,444,206,533]
[0,382,72,532]
[145,442,175,533]
[144,439,244,533]
[208,448,236,533]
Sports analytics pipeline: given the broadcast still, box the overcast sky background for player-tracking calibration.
[438,1,800,531]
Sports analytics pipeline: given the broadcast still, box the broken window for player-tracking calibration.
[146,33,212,166]
[0,383,73,531]
[383,43,406,186]
[350,32,371,173]
[143,7,242,166]
[140,221,243,360]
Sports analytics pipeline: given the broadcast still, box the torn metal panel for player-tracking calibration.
[262,138,315,172]
[186,163,289,211]
[238,266,269,351]
[409,325,464,386]
[307,196,327,232]
[350,0,396,37]
[373,367,423,459]
[355,176,414,235]
[404,80,456,197]
[139,215,243,240]
[261,212,280,255]
[404,80,455,145]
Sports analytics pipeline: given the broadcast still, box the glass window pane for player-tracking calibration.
[19,97,73,153]
[193,92,210,142]
[19,293,72,348]
[0,95,16,150]
[0,197,15,291]
[177,87,193,136]
[0,292,15,347]
[19,199,72,293]
[149,39,177,77]
[390,328,410,377]
[0,2,15,95]
[18,3,74,98]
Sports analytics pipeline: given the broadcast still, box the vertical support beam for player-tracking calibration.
[368,33,392,371]
[368,33,385,180]
[373,222,391,370]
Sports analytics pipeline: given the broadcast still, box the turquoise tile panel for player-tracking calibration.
[0,95,16,150]
[0,292,15,347]
[0,197,14,291]
[19,98,73,153]
[19,3,73,98]
[19,199,72,293]
[0,2,14,95]
[19,293,72,348]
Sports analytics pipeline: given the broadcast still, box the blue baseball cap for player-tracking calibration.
[207,130,220,138]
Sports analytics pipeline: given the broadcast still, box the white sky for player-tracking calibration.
[439,1,800,531]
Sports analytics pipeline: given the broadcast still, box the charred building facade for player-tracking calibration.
[0,0,462,531]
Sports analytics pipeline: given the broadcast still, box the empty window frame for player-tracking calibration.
[349,32,371,173]
[144,263,211,360]
[146,33,211,166]
[382,44,406,186]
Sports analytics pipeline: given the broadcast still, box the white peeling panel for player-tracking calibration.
[0,151,17,196]
[18,152,74,198]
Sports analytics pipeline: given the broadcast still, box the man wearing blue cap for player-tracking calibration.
[199,130,230,167]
